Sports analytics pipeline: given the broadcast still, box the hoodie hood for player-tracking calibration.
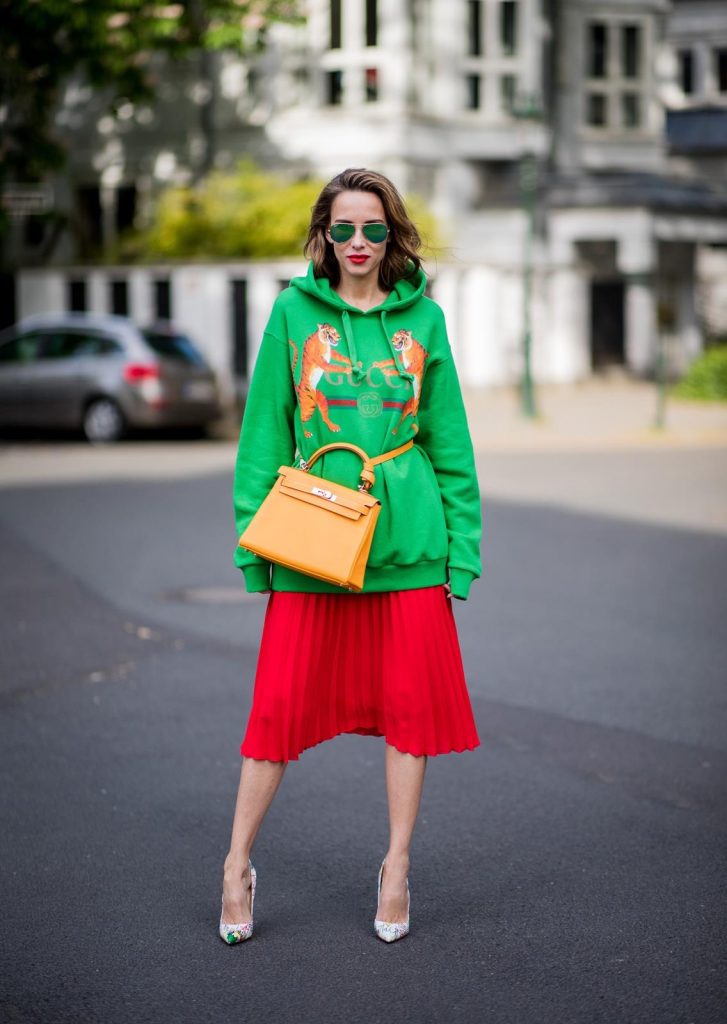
[290,262,427,381]
[291,261,427,313]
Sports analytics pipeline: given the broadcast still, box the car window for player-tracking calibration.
[0,331,45,363]
[142,329,206,366]
[36,331,124,359]
[65,332,124,357]
[37,332,80,359]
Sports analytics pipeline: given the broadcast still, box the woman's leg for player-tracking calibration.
[377,744,427,922]
[221,757,286,923]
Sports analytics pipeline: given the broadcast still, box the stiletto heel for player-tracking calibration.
[374,859,410,942]
[219,862,257,944]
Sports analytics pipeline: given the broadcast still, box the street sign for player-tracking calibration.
[0,184,53,216]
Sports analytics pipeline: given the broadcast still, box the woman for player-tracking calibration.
[220,168,481,944]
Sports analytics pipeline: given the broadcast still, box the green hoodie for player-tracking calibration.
[233,263,481,599]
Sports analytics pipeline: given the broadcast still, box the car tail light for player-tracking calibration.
[124,363,160,382]
[124,363,165,406]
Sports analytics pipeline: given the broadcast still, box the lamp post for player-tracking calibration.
[519,151,537,419]
[512,93,542,420]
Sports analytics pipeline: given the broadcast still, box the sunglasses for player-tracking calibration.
[329,222,389,244]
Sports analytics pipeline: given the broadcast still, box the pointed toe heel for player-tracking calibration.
[374,859,410,943]
[219,863,257,944]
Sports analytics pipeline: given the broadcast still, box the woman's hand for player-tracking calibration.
[443,582,452,599]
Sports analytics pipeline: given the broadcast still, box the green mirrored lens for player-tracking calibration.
[329,223,355,242]
[329,223,388,243]
[363,223,389,243]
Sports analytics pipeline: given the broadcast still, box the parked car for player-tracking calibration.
[0,313,222,443]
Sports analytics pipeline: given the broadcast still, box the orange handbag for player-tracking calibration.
[238,439,413,592]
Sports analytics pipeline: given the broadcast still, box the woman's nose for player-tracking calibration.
[352,227,366,247]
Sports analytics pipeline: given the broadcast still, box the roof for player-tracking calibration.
[547,171,727,214]
[18,312,138,331]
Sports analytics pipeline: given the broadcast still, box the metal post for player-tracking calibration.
[654,329,667,431]
[519,152,537,419]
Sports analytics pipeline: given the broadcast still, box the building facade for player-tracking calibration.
[6,0,727,390]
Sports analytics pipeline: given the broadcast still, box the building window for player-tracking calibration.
[230,280,248,379]
[500,74,516,113]
[621,92,640,128]
[587,93,607,127]
[77,185,102,258]
[68,279,87,313]
[24,217,45,248]
[466,74,481,110]
[500,1,518,56]
[467,0,482,57]
[365,0,377,47]
[585,17,648,130]
[588,23,608,78]
[679,50,694,95]
[154,279,171,320]
[326,69,343,105]
[365,67,378,102]
[463,0,526,118]
[110,279,128,317]
[621,24,641,79]
[115,185,137,234]
[0,273,16,332]
[716,48,727,93]
[330,0,341,50]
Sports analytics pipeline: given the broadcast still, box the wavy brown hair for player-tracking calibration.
[304,168,422,290]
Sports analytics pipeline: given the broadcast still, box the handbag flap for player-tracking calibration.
[277,466,379,518]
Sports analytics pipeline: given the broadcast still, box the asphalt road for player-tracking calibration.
[1,460,726,1024]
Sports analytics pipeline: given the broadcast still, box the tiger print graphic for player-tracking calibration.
[390,329,429,434]
[289,323,352,438]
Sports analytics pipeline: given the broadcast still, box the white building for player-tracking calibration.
[6,0,727,391]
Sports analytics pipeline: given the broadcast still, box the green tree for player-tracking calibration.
[0,0,301,228]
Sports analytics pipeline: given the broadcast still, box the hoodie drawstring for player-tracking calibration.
[342,308,415,385]
[342,310,366,382]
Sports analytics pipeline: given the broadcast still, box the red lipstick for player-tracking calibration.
[347,255,369,264]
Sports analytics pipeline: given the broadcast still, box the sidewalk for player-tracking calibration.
[464,378,727,452]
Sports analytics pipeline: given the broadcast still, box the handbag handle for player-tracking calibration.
[300,439,413,491]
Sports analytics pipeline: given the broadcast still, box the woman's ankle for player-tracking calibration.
[223,852,251,880]
[384,850,410,872]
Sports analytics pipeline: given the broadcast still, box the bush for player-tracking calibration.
[118,161,324,261]
[673,344,727,402]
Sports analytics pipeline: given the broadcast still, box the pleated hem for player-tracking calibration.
[241,725,481,763]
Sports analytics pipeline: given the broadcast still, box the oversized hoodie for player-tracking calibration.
[233,262,481,599]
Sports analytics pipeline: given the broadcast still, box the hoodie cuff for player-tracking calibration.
[242,563,271,593]
[449,568,475,601]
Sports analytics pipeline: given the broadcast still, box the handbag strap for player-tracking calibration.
[300,438,414,491]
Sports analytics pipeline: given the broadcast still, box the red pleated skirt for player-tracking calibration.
[240,585,480,762]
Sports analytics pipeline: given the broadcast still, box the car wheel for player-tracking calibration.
[82,398,126,444]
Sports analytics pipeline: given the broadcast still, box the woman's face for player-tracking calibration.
[326,190,388,290]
